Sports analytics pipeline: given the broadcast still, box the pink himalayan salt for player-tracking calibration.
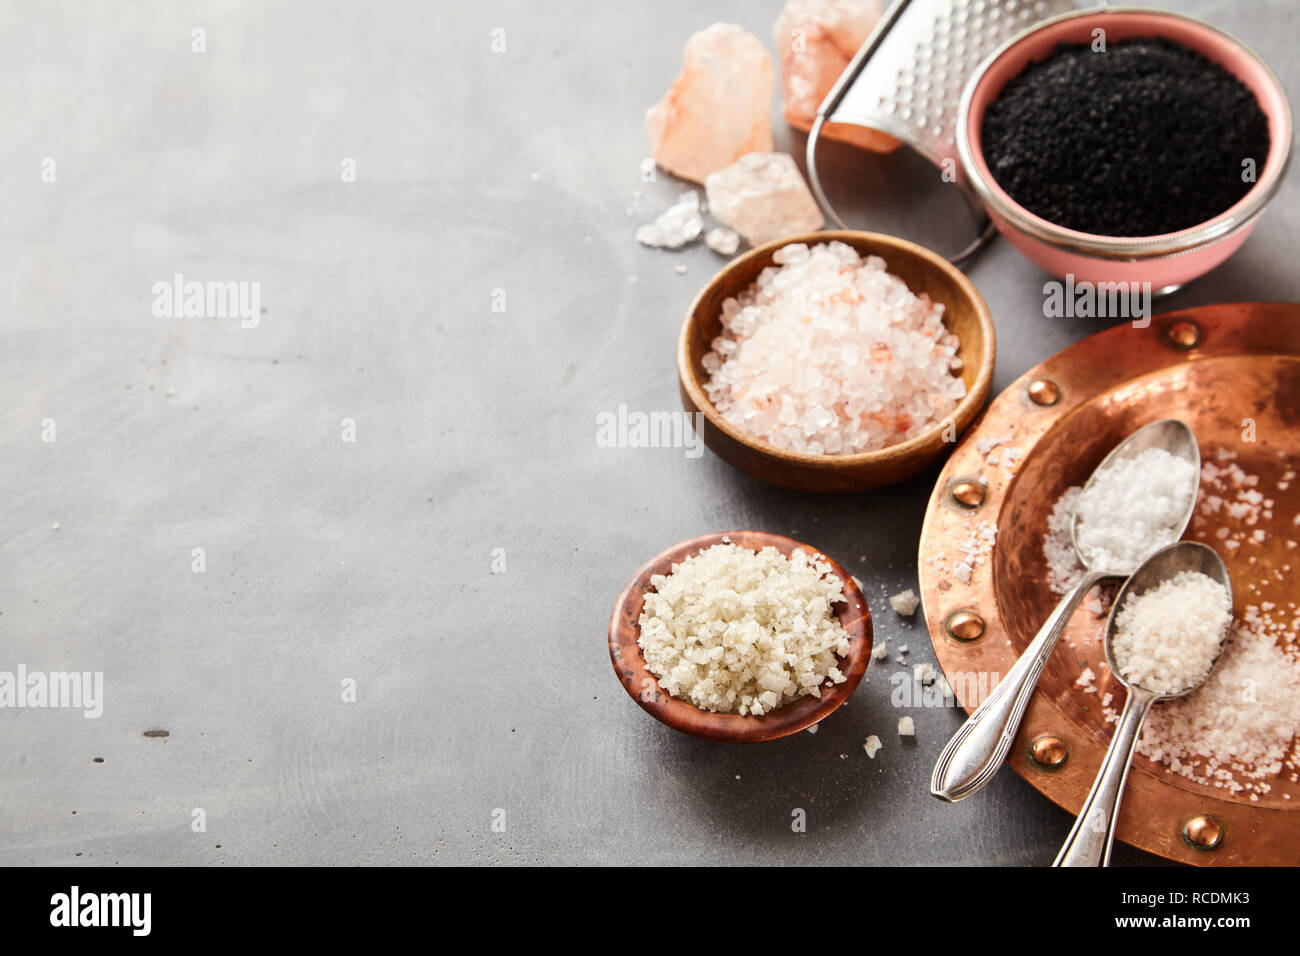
[646,23,774,184]
[704,152,824,246]
[773,0,882,126]
[702,241,965,455]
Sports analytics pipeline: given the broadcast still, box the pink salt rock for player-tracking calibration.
[773,0,882,126]
[645,23,775,184]
[704,152,824,246]
[772,0,899,153]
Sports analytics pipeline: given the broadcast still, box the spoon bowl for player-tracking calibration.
[1103,541,1235,699]
[1070,418,1201,575]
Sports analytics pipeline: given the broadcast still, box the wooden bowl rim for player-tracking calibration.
[608,531,873,742]
[677,230,996,470]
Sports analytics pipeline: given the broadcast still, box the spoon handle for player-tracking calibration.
[1053,686,1157,867]
[930,569,1107,802]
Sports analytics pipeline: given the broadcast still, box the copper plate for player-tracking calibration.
[919,302,1300,866]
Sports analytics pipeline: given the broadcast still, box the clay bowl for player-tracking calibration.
[678,230,995,493]
[608,531,872,742]
[958,6,1292,291]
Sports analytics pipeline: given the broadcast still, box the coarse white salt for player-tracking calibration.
[1074,447,1198,570]
[914,662,936,684]
[871,640,889,660]
[889,588,919,615]
[1131,618,1300,795]
[637,543,849,715]
[862,734,882,758]
[897,716,915,736]
[702,241,965,455]
[1110,571,1232,696]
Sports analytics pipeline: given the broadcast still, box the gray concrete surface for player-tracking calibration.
[1,0,1296,866]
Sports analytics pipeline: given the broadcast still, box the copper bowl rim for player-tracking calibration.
[957,6,1294,261]
[607,531,873,742]
[676,230,996,473]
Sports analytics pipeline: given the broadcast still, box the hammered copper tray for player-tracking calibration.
[919,302,1300,866]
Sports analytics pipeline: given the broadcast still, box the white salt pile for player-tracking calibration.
[702,241,965,455]
[1110,571,1232,696]
[1044,486,1086,594]
[1130,617,1300,798]
[637,543,849,715]
[1073,447,1197,570]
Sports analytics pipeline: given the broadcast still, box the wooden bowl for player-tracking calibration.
[677,230,996,492]
[608,531,873,742]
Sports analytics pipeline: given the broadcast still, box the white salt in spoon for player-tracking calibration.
[1054,540,1232,866]
[931,418,1199,802]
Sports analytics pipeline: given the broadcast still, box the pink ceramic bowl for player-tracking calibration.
[957,7,1292,291]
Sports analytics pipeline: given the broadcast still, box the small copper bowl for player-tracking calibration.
[958,7,1292,291]
[608,531,872,742]
[677,231,995,493]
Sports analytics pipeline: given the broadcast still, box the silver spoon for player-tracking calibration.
[930,419,1199,802]
[1054,541,1233,866]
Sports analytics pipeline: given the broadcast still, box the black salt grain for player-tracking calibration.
[980,36,1270,237]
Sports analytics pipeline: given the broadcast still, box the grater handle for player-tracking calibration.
[806,113,997,266]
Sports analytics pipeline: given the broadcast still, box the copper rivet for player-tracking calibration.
[1028,735,1069,769]
[945,610,985,641]
[1027,378,1060,406]
[949,478,986,508]
[1166,321,1201,349]
[1182,815,1224,851]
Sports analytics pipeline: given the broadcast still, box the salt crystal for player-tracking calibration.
[705,152,824,245]
[705,225,742,256]
[862,734,882,758]
[773,0,883,128]
[897,716,915,736]
[645,23,774,184]
[889,588,919,615]
[635,191,703,248]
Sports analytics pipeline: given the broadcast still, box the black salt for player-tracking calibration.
[980,36,1270,237]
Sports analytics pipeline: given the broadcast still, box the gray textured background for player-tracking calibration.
[1,0,1295,865]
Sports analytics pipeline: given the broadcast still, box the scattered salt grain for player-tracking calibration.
[862,734,882,758]
[705,226,741,256]
[889,588,919,615]
[702,241,965,455]
[871,641,889,660]
[635,191,704,248]
[637,542,849,715]
[897,716,915,736]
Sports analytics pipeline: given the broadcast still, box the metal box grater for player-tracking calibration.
[806,0,1082,262]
